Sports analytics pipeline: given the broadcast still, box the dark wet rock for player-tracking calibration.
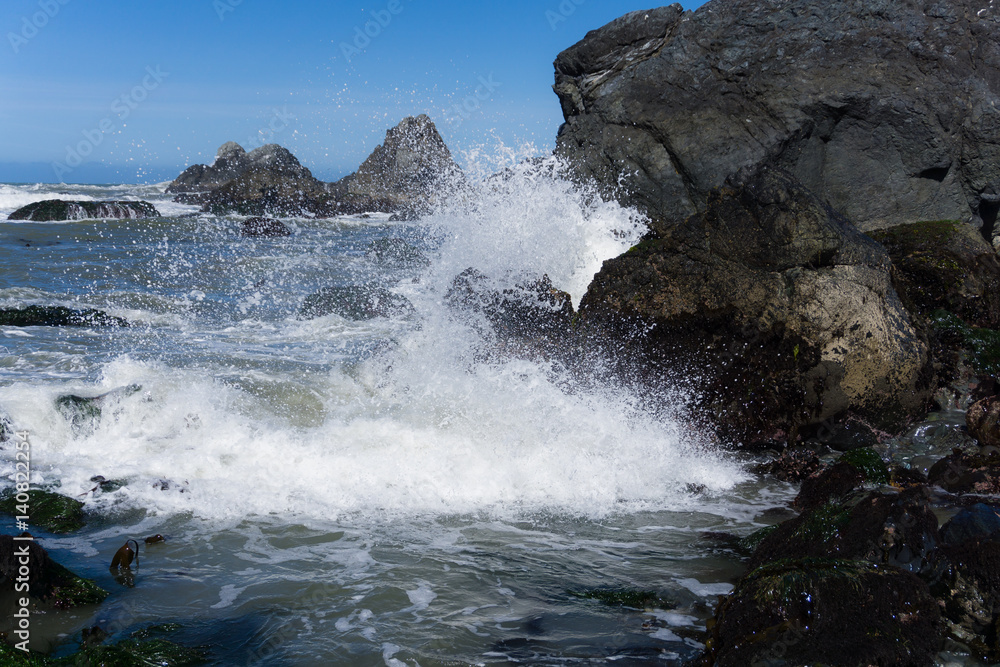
[808,414,881,452]
[0,306,129,328]
[0,623,207,666]
[8,200,159,221]
[366,238,430,267]
[707,558,943,666]
[240,216,292,238]
[940,504,1000,546]
[838,447,890,485]
[0,412,11,443]
[752,488,939,572]
[794,463,866,512]
[926,541,1000,662]
[0,534,107,608]
[928,449,1000,495]
[298,285,414,321]
[335,114,462,212]
[579,166,931,445]
[870,220,1000,328]
[569,588,675,610]
[752,448,823,483]
[554,0,1000,236]
[930,310,1000,378]
[56,384,143,435]
[0,489,85,534]
[447,269,574,341]
[967,396,1000,448]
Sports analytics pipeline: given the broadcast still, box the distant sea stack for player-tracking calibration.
[167,115,461,218]
[333,114,463,214]
[554,0,1000,239]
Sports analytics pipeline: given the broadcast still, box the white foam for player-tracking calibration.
[0,158,748,526]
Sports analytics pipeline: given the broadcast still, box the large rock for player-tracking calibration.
[165,141,252,194]
[0,306,129,328]
[707,558,943,666]
[554,1,1000,237]
[0,535,108,609]
[579,166,931,443]
[869,220,1000,328]
[335,114,462,212]
[198,144,336,217]
[8,200,159,221]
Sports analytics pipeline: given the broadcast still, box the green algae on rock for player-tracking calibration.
[0,489,85,534]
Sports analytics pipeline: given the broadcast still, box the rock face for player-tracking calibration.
[579,166,931,443]
[870,220,1000,328]
[554,1,1000,236]
[335,114,461,213]
[8,200,159,221]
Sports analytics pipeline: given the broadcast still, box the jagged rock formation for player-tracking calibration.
[554,1,1000,237]
[166,116,461,217]
[579,166,931,443]
[8,200,159,221]
[333,114,462,213]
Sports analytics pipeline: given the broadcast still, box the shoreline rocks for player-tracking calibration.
[8,200,159,222]
[579,166,931,444]
[0,306,130,328]
[554,0,1000,236]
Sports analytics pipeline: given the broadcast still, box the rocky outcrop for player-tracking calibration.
[166,141,252,194]
[870,220,1000,329]
[334,114,462,213]
[8,200,159,221]
[579,166,931,443]
[554,1,1000,237]
[0,535,107,608]
[168,116,460,218]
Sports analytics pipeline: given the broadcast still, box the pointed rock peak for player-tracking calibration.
[217,141,246,159]
[383,114,451,154]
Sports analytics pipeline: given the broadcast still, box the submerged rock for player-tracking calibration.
[8,200,159,221]
[0,489,86,534]
[940,504,1000,546]
[298,285,413,321]
[0,624,207,666]
[0,306,129,328]
[365,238,430,267]
[707,558,942,666]
[579,166,931,444]
[447,269,574,341]
[240,216,292,238]
[56,384,143,434]
[0,534,107,608]
[554,0,1000,235]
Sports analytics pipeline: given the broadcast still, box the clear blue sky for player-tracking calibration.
[0,0,704,184]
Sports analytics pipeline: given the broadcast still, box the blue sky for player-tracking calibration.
[0,0,704,184]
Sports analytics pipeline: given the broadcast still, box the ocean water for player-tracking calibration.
[0,163,792,665]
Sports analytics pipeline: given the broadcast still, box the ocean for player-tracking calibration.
[0,163,791,665]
